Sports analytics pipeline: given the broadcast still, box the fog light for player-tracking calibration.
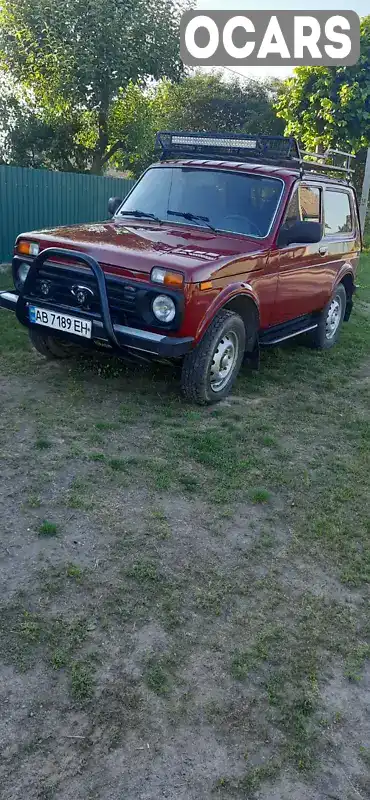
[152,294,176,323]
[17,262,31,285]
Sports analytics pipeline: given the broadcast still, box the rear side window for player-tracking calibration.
[324,190,352,236]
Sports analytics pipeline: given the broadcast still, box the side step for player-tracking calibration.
[260,316,318,347]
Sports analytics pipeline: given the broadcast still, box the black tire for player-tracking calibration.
[29,329,78,359]
[308,283,347,350]
[181,310,246,405]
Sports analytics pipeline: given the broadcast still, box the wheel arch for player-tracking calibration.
[339,271,355,322]
[222,293,260,352]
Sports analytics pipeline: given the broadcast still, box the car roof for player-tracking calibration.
[153,159,354,188]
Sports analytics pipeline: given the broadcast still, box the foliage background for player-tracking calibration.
[0,1,369,234]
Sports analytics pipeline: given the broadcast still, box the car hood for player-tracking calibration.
[23,219,267,282]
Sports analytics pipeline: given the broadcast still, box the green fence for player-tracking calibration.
[0,165,135,264]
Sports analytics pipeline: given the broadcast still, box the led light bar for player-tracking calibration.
[172,135,257,149]
[155,130,301,164]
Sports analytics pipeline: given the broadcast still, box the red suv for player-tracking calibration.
[0,132,361,404]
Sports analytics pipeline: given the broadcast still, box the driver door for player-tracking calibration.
[267,182,330,326]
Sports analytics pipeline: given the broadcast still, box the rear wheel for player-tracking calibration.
[29,329,79,359]
[181,310,246,405]
[308,284,347,350]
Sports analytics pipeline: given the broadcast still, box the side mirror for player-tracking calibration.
[278,220,323,248]
[108,196,122,217]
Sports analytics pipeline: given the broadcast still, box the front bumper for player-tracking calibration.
[0,290,193,358]
[0,247,194,358]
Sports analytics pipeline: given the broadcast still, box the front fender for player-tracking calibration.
[195,282,260,343]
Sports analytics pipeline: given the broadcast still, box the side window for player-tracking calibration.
[283,186,300,228]
[299,186,321,223]
[324,190,353,236]
[283,185,321,229]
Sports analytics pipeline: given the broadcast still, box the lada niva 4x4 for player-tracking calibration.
[0,132,361,404]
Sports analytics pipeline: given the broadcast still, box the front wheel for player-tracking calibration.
[29,329,80,359]
[181,310,246,405]
[308,284,347,350]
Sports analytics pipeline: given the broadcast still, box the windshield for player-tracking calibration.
[118,166,283,238]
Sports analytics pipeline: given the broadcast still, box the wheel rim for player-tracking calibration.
[325,294,342,340]
[210,331,239,392]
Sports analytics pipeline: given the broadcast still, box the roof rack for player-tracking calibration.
[155,131,355,182]
[299,148,355,180]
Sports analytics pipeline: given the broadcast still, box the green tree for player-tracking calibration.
[0,84,94,170]
[111,72,284,177]
[108,83,156,177]
[275,16,370,152]
[153,72,284,136]
[0,0,185,173]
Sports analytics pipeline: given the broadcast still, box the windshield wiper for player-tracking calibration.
[167,210,216,232]
[119,209,163,224]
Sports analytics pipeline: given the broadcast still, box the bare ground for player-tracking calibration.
[0,257,369,800]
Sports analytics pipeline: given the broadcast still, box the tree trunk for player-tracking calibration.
[90,151,104,174]
[90,90,125,173]
[90,100,109,174]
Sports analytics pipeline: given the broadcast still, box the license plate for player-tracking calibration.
[29,306,92,339]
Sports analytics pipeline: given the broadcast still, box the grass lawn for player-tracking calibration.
[0,252,369,799]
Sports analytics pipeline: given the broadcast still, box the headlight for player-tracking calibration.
[152,294,176,323]
[17,262,31,285]
[151,267,184,288]
[16,240,39,256]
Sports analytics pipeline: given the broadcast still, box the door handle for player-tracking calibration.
[319,245,328,256]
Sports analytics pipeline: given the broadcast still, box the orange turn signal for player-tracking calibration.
[200,281,213,291]
[17,240,40,256]
[163,271,184,288]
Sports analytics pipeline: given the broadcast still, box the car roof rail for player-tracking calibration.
[299,148,355,181]
[155,131,355,182]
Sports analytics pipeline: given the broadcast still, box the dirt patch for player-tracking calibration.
[1,257,370,799]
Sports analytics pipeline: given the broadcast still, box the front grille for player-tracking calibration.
[27,263,144,328]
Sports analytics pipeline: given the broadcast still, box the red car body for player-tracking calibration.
[0,140,362,403]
